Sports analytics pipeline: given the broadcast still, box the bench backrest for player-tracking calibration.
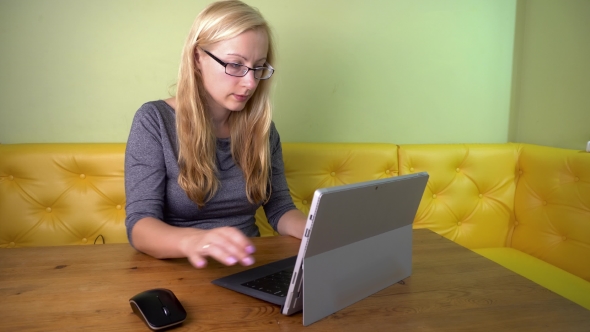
[513,144,590,280]
[398,143,521,249]
[2,142,589,281]
[0,144,127,247]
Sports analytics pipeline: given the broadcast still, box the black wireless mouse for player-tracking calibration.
[130,288,187,330]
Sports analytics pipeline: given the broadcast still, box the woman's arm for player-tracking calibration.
[276,209,307,239]
[263,123,307,237]
[132,216,256,268]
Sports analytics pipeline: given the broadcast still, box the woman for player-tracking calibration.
[125,0,306,269]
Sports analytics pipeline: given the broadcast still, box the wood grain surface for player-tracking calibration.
[1,229,588,331]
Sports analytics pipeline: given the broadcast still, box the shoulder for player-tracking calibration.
[269,121,284,154]
[269,121,280,143]
[131,100,176,133]
[128,100,177,143]
[134,100,175,122]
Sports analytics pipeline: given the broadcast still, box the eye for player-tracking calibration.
[228,63,243,69]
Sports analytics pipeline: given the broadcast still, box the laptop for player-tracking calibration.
[212,172,429,326]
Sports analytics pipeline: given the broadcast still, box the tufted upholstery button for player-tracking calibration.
[302,200,308,205]
[562,236,567,241]
[575,177,580,182]
[409,167,414,172]
[456,168,460,173]
[46,207,52,213]
[385,169,390,174]
[9,175,14,180]
[457,221,462,226]
[479,194,483,198]
[82,238,88,243]
[542,201,547,206]
[432,194,437,199]
[519,170,523,175]
[80,174,86,179]
[116,204,122,210]
[514,221,519,226]
[330,172,336,177]
[9,242,15,247]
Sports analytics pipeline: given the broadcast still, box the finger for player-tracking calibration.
[200,228,251,256]
[201,229,256,266]
[214,228,256,264]
[187,253,208,269]
[217,227,256,255]
[203,242,241,266]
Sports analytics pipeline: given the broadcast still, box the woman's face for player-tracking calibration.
[197,28,269,116]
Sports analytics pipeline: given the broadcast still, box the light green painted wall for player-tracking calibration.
[0,0,516,144]
[510,0,590,150]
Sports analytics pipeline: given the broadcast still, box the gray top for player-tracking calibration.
[124,100,296,246]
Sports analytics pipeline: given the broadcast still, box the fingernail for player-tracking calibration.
[195,260,206,268]
[226,256,238,265]
[246,245,256,254]
[242,257,255,266]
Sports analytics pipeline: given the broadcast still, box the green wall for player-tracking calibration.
[0,0,516,144]
[509,0,590,150]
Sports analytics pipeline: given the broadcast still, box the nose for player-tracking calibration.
[241,70,258,89]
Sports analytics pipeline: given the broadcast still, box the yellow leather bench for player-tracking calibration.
[1,142,589,310]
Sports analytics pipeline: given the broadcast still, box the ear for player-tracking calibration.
[194,47,202,70]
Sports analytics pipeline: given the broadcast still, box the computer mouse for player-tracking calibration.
[129,288,187,330]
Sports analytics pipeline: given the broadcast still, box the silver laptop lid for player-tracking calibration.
[282,172,428,325]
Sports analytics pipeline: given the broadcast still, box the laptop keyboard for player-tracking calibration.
[241,268,293,297]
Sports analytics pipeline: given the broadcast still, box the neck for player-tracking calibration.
[210,108,231,139]
[206,94,232,138]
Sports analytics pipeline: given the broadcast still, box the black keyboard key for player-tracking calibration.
[241,269,294,297]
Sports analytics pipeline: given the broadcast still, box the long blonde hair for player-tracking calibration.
[175,0,275,208]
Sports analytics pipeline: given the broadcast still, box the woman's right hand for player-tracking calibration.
[180,226,256,269]
[130,217,256,269]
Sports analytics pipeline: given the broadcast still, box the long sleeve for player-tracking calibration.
[263,123,298,231]
[124,106,169,246]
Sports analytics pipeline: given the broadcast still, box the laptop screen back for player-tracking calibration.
[295,172,428,325]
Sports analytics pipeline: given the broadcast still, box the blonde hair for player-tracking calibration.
[175,0,274,208]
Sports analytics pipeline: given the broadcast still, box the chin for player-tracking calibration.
[227,103,248,112]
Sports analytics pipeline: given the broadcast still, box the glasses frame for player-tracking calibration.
[200,48,274,80]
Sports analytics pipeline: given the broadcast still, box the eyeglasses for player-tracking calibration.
[201,48,275,80]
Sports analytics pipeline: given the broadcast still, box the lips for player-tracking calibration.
[233,94,250,102]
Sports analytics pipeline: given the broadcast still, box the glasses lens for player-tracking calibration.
[254,67,274,80]
[225,63,248,77]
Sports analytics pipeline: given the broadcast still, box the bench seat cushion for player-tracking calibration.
[473,247,590,310]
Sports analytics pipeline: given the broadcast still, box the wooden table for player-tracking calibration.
[1,229,589,331]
